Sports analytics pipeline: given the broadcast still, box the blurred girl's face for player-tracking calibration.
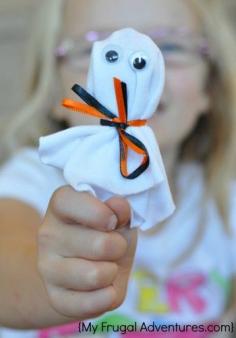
[54,0,210,154]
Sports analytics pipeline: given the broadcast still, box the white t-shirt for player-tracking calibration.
[0,148,235,338]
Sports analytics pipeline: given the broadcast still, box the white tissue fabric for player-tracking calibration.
[39,28,175,230]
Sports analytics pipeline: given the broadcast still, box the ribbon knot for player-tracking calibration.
[100,119,128,130]
[62,77,150,179]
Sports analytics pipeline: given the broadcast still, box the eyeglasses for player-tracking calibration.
[55,27,210,72]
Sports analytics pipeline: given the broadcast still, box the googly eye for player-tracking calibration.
[130,52,148,70]
[105,50,119,63]
[102,45,122,65]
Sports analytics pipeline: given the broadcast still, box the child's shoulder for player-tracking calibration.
[0,146,64,185]
[176,160,205,198]
[229,179,236,228]
[1,146,48,171]
[0,147,65,215]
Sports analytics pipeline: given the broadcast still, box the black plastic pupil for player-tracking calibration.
[133,57,146,69]
[105,50,119,63]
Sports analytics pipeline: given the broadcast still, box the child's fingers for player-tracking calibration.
[47,284,116,319]
[39,220,128,261]
[110,228,138,309]
[42,257,118,291]
[49,186,118,231]
[105,196,131,229]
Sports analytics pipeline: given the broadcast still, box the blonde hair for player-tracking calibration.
[1,0,236,237]
[169,0,236,266]
[1,0,65,158]
[181,0,236,228]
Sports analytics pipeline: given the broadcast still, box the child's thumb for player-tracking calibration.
[105,195,131,229]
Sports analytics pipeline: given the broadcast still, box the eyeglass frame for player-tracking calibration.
[55,27,210,71]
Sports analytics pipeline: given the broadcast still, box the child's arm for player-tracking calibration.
[0,187,137,329]
[0,198,69,328]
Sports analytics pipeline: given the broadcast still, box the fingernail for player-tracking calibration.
[107,215,117,230]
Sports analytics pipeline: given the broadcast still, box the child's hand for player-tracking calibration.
[37,186,137,320]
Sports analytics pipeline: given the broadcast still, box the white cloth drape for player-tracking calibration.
[39,28,175,230]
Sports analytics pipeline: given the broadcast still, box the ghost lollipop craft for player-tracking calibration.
[39,28,175,230]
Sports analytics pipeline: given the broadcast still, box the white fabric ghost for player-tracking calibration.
[39,28,175,230]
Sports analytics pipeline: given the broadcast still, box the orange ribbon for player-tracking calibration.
[62,77,150,179]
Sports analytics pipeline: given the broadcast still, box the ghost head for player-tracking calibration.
[87,28,165,120]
